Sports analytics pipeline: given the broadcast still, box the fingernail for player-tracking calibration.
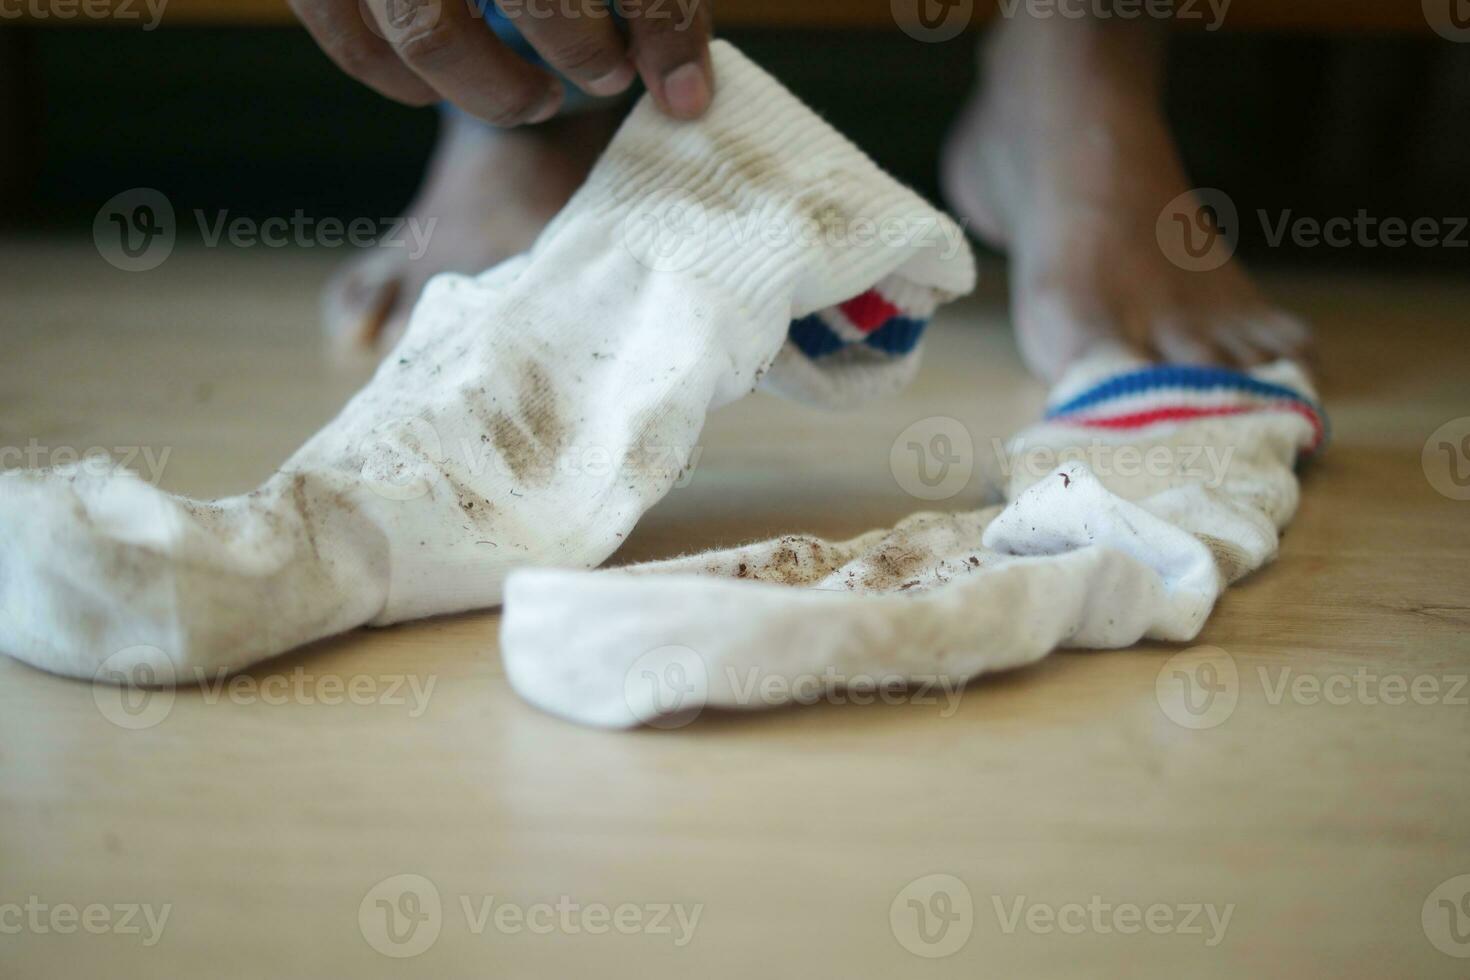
[662,61,711,119]
[527,85,563,124]
[586,61,636,97]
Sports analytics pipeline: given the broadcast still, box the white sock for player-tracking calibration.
[500,355,1326,728]
[0,41,974,681]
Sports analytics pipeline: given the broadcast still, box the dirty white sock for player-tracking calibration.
[0,40,973,681]
[500,355,1326,728]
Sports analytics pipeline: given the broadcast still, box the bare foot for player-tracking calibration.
[323,107,620,354]
[941,14,1311,381]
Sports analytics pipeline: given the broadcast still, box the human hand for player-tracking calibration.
[290,0,714,126]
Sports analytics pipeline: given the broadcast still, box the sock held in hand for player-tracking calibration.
[0,41,975,682]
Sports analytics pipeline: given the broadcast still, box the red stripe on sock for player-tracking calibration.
[1062,402,1324,450]
[838,290,902,334]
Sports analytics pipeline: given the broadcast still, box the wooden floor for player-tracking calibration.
[1,240,1468,978]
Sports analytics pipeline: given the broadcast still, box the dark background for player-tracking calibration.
[2,25,1468,269]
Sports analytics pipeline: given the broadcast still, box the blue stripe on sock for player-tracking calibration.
[788,314,845,359]
[863,316,928,355]
[1046,365,1321,420]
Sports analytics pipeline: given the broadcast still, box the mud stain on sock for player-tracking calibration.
[441,470,497,527]
[489,359,567,487]
[601,129,784,222]
[720,534,845,587]
[289,472,320,560]
[517,360,566,452]
[1196,532,1248,582]
[856,541,930,592]
[491,415,539,485]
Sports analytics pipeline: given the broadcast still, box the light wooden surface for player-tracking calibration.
[1,239,1469,978]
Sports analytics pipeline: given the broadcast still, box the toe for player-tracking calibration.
[375,307,415,355]
[1013,289,1122,382]
[1213,320,1273,368]
[1151,315,1229,366]
[321,250,406,354]
[1248,311,1313,360]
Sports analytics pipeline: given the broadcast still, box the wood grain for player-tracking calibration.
[0,241,1467,978]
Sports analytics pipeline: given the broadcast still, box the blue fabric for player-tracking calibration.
[863,316,928,356]
[788,315,846,359]
[1046,365,1324,420]
[1044,363,1330,455]
[442,1,624,117]
[473,0,551,66]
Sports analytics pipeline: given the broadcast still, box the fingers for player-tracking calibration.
[619,0,713,119]
[289,0,440,106]
[297,0,712,126]
[367,0,565,126]
[500,0,637,98]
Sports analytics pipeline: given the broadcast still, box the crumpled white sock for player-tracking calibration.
[0,40,974,682]
[499,354,1326,728]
